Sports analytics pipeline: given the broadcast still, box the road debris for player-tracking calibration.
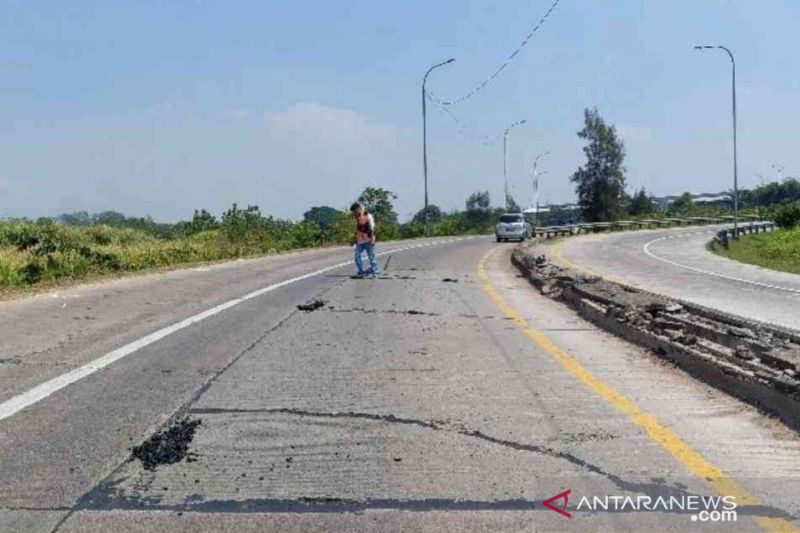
[131,418,201,471]
[297,300,326,312]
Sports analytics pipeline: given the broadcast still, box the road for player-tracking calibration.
[1,236,799,532]
[549,225,800,331]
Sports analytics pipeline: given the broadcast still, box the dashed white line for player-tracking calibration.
[0,237,477,422]
[642,233,800,295]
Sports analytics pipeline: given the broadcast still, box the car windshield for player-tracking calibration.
[499,215,523,223]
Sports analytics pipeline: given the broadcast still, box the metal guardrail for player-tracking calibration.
[714,221,775,249]
[532,216,762,239]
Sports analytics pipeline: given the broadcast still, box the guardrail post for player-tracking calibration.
[717,229,729,249]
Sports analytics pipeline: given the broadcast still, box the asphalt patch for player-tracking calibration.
[441,278,459,283]
[297,299,326,312]
[131,417,202,471]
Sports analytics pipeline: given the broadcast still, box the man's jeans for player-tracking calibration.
[354,241,378,275]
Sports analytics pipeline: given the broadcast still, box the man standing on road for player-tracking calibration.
[350,202,379,278]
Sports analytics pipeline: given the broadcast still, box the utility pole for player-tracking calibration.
[502,120,527,211]
[532,151,549,227]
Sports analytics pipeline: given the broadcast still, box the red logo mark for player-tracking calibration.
[543,489,572,518]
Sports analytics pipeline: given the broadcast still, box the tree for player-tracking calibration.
[740,178,800,208]
[358,187,398,225]
[188,209,218,233]
[570,108,627,222]
[627,187,655,216]
[303,206,341,230]
[221,203,264,240]
[411,204,443,225]
[505,194,521,213]
[357,186,399,240]
[773,202,800,229]
[57,211,92,226]
[670,192,694,215]
[94,211,128,226]
[465,191,492,231]
[466,191,490,211]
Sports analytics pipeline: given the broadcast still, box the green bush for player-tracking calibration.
[320,212,355,245]
[221,204,265,241]
[376,222,399,241]
[400,223,425,239]
[0,220,75,255]
[711,226,800,275]
[773,202,800,230]
[0,198,481,291]
[288,221,321,248]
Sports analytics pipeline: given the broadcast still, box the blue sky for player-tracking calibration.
[1,0,798,221]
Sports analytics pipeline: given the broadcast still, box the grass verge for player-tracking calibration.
[707,227,800,275]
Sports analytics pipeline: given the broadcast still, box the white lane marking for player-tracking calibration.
[642,232,800,295]
[0,238,476,421]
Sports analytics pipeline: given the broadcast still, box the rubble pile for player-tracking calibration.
[512,243,800,428]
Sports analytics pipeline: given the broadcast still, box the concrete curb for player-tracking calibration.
[512,243,800,432]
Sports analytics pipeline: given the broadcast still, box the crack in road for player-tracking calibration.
[77,406,796,520]
[321,306,504,320]
[8,499,794,519]
[182,407,713,500]
[326,307,439,317]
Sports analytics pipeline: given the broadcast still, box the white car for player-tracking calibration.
[495,213,531,242]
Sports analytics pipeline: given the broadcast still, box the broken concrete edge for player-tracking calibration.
[511,242,800,433]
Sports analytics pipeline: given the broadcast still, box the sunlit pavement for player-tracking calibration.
[1,238,798,532]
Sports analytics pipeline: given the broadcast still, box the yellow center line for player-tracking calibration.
[477,246,797,533]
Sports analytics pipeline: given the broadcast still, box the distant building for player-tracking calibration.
[521,203,580,215]
[653,192,731,210]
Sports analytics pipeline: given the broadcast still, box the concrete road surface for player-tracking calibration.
[549,225,800,331]
[1,237,799,532]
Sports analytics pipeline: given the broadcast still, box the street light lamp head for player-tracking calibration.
[445,58,456,64]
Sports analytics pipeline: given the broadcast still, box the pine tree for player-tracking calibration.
[570,108,627,222]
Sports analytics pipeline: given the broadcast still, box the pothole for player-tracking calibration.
[131,418,202,471]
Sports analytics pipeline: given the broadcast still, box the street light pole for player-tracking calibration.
[532,150,550,227]
[503,119,527,211]
[695,44,739,238]
[422,58,455,237]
